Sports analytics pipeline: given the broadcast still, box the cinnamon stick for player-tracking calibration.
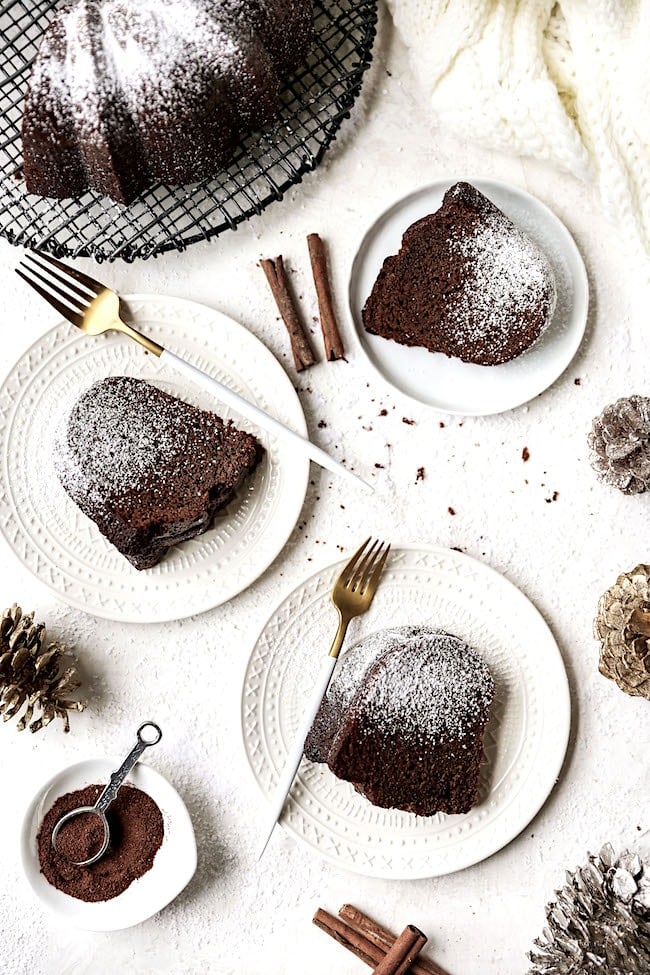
[340,905,449,975]
[313,908,383,968]
[307,233,345,361]
[372,925,427,975]
[261,255,316,372]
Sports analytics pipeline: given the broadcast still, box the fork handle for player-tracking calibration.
[328,612,351,658]
[160,350,371,492]
[257,652,339,860]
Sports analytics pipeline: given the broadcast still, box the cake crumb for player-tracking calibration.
[318,420,327,429]
[448,506,456,515]
[378,409,388,417]
[402,417,416,426]
[416,467,425,482]
[374,463,385,469]
[574,378,582,385]
[522,446,530,462]
[439,421,445,428]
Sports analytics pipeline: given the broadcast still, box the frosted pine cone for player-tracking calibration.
[595,565,650,700]
[528,844,650,975]
[588,395,650,494]
[0,604,85,732]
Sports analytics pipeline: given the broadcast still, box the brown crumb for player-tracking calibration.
[402,417,416,426]
[416,467,425,482]
[574,378,582,386]
[374,463,385,469]
[439,422,445,428]
[522,447,530,462]
[448,507,456,516]
[317,420,327,429]
[378,408,388,417]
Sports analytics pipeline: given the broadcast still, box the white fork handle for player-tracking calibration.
[160,350,371,492]
[257,654,338,860]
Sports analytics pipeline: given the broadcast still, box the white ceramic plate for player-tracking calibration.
[348,178,589,415]
[0,295,309,621]
[21,758,196,931]
[242,545,570,879]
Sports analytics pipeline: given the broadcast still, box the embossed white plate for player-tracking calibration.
[348,179,589,415]
[0,295,309,621]
[242,545,570,878]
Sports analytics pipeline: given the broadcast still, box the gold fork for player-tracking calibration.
[258,537,390,858]
[15,251,371,492]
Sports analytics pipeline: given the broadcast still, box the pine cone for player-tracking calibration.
[528,844,650,974]
[0,604,85,732]
[588,395,650,494]
[595,565,650,700]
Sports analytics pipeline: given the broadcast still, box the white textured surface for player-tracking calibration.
[0,9,649,974]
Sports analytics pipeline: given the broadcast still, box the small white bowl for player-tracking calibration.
[21,758,197,931]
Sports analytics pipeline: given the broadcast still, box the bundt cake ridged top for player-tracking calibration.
[323,625,494,745]
[31,1,274,118]
[22,0,313,201]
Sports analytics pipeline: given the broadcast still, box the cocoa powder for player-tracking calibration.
[37,784,164,902]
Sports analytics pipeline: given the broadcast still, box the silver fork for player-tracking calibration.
[16,251,371,491]
[258,538,390,858]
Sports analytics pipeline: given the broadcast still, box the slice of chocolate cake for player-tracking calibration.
[362,182,557,366]
[54,376,263,569]
[304,625,494,816]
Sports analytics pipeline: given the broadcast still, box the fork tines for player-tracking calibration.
[16,250,100,327]
[342,537,390,594]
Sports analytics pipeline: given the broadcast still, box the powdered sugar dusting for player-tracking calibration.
[445,205,557,350]
[54,376,215,513]
[327,625,494,745]
[28,0,276,133]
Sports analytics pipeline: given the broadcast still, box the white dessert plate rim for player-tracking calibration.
[0,293,310,622]
[348,177,589,416]
[20,757,197,931]
[241,543,571,879]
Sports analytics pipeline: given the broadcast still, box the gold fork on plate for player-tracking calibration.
[15,251,371,491]
[258,537,390,859]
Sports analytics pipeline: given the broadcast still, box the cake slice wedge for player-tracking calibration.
[362,181,557,366]
[54,376,263,569]
[305,625,494,816]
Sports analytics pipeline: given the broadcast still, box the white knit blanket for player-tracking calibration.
[386,0,650,273]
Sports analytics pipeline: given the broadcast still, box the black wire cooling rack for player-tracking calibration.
[0,0,377,262]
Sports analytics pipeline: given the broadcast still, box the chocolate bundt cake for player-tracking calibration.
[53,377,263,569]
[22,0,313,203]
[305,625,494,816]
[362,182,557,366]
